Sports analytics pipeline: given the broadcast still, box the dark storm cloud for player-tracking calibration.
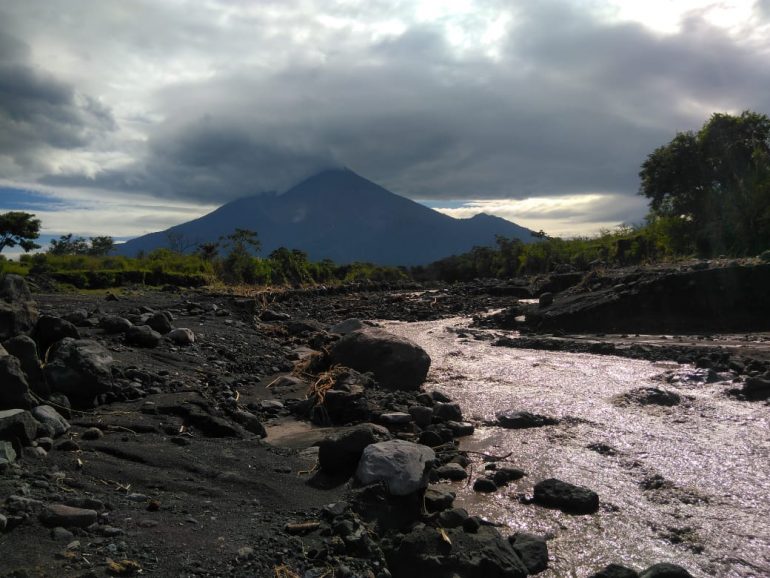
[0,25,115,175]
[5,0,770,225]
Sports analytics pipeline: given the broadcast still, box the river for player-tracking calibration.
[384,317,770,578]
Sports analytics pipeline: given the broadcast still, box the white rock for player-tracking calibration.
[356,439,435,496]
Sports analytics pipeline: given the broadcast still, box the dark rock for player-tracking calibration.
[44,338,113,401]
[639,563,693,578]
[330,328,431,390]
[533,478,599,514]
[329,318,366,334]
[614,388,682,407]
[433,402,463,422]
[408,405,433,427]
[510,533,549,574]
[0,409,39,448]
[446,420,475,437]
[146,312,173,334]
[126,325,162,347]
[538,292,554,307]
[0,274,38,340]
[379,412,413,426]
[424,489,455,513]
[100,316,132,334]
[33,315,80,353]
[31,405,70,437]
[167,327,195,345]
[0,440,16,467]
[260,309,290,321]
[231,409,267,437]
[437,507,469,528]
[2,335,47,397]
[0,355,35,410]
[493,467,526,486]
[495,410,559,429]
[473,478,498,493]
[434,463,468,481]
[588,564,640,578]
[39,504,97,528]
[743,376,770,398]
[356,439,435,496]
[317,423,388,475]
[81,427,104,440]
[385,524,528,578]
[417,430,445,447]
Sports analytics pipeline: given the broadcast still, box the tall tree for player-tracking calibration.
[639,110,770,255]
[0,212,41,253]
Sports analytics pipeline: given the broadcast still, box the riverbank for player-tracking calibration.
[1,262,768,577]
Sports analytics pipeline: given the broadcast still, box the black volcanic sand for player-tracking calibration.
[2,266,769,577]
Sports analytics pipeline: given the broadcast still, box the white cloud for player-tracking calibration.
[431,194,650,237]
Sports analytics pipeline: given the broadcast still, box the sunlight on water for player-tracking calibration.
[384,318,770,578]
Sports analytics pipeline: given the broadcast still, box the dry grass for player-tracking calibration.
[273,565,301,578]
[306,365,348,403]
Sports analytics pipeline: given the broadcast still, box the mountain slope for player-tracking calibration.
[116,169,536,265]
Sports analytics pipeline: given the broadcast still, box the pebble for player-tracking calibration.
[81,427,104,440]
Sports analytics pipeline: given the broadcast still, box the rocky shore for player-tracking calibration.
[2,262,766,577]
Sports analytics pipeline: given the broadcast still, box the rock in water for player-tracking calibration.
[0,274,38,340]
[509,533,549,574]
[533,478,599,514]
[356,439,435,496]
[385,525,528,578]
[588,565,640,578]
[495,410,559,429]
[639,563,693,578]
[330,328,430,390]
[44,338,113,402]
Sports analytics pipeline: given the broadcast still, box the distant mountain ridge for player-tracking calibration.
[116,169,537,265]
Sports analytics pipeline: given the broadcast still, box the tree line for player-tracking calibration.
[2,110,769,285]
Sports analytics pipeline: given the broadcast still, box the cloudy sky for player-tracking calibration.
[1,0,769,252]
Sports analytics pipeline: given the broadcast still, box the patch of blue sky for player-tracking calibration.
[417,199,470,210]
[0,187,72,211]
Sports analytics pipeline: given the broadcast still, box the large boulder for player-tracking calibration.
[329,328,431,390]
[318,423,391,474]
[3,335,47,397]
[0,355,35,410]
[126,325,162,347]
[0,274,38,340]
[33,315,80,355]
[44,338,113,401]
[533,478,599,514]
[356,439,435,496]
[385,524,528,578]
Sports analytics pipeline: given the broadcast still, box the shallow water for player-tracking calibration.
[384,318,770,578]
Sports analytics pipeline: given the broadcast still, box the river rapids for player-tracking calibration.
[384,318,770,578]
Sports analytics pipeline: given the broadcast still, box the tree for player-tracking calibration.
[0,212,41,254]
[49,234,115,256]
[639,110,770,255]
[87,236,114,256]
[219,229,261,283]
